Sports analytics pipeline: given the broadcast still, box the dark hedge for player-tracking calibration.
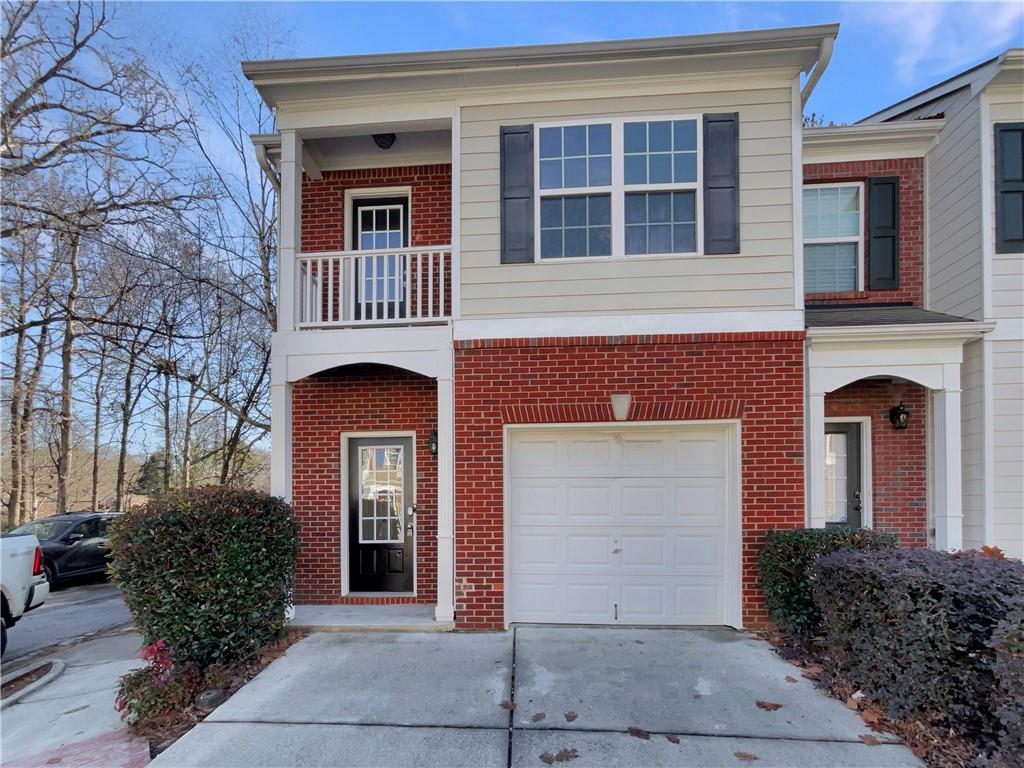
[812,548,1024,752]
[110,487,300,667]
[757,527,897,636]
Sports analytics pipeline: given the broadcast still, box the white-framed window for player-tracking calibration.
[534,115,702,261]
[803,182,865,293]
[357,445,405,544]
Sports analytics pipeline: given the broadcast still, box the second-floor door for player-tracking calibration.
[353,196,409,321]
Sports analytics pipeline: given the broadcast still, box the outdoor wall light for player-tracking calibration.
[610,394,632,421]
[889,401,910,430]
[428,428,439,455]
[373,133,396,150]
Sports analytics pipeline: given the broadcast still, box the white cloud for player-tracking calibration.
[845,1,1024,84]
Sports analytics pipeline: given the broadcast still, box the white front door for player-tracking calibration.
[506,425,740,627]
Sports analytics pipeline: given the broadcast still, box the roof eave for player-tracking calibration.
[807,321,995,343]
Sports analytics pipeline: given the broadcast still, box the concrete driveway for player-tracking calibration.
[152,627,921,768]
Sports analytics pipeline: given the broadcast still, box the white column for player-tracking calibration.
[270,381,293,502]
[807,391,827,528]
[278,130,302,333]
[435,376,456,622]
[932,386,964,551]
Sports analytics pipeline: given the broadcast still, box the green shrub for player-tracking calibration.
[757,527,897,635]
[116,640,201,724]
[110,486,300,667]
[812,548,1024,751]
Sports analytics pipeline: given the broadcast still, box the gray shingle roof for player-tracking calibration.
[806,305,975,328]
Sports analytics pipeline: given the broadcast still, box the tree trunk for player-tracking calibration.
[90,340,108,510]
[6,317,26,529]
[19,323,49,525]
[56,232,81,515]
[114,358,136,512]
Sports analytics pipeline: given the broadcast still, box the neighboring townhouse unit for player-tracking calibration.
[855,49,1024,559]
[244,24,1015,632]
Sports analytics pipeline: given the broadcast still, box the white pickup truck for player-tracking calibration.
[1,534,49,656]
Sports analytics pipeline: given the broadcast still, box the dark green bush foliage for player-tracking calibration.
[812,548,1024,750]
[757,527,897,635]
[110,487,300,667]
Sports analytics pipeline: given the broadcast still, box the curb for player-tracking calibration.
[1,659,67,708]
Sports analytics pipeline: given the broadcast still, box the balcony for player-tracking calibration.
[295,246,451,329]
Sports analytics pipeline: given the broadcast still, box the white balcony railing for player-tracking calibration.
[295,246,451,329]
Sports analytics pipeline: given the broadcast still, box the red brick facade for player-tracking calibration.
[290,365,438,604]
[300,165,451,253]
[824,379,928,548]
[453,333,806,630]
[803,158,924,307]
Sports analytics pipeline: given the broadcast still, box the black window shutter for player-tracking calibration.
[995,123,1024,254]
[703,112,740,254]
[499,125,534,263]
[867,176,899,290]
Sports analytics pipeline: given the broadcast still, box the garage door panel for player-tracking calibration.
[507,426,737,626]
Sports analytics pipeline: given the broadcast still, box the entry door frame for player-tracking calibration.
[824,416,873,529]
[339,430,417,596]
[501,419,743,630]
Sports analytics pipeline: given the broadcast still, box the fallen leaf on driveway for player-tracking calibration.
[734,752,759,762]
[755,700,782,711]
[564,711,578,722]
[532,712,546,722]
[500,700,515,711]
[627,727,651,740]
[861,708,883,725]
[801,664,823,679]
[845,696,860,710]
[666,734,680,744]
[859,734,882,746]
[553,748,579,762]
[540,752,555,765]
[784,675,797,684]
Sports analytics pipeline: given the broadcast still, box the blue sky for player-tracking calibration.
[124,1,1023,124]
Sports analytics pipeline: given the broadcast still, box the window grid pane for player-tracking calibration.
[539,124,612,190]
[540,194,612,258]
[624,191,696,255]
[805,243,858,292]
[358,446,404,543]
[803,186,860,239]
[624,120,698,185]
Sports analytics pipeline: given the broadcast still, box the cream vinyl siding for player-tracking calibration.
[459,86,796,319]
[927,88,984,320]
[988,90,1024,320]
[960,339,985,550]
[992,339,1024,560]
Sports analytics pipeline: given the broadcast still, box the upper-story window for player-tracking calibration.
[803,183,864,292]
[534,116,701,261]
[995,123,1024,254]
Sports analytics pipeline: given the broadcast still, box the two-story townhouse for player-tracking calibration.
[244,24,999,633]
[851,49,1024,559]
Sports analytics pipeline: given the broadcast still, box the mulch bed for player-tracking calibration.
[135,628,309,757]
[1,661,53,699]
[761,630,980,768]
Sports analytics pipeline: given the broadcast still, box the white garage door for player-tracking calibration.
[507,425,739,626]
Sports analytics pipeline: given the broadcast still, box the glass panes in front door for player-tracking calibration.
[358,446,404,543]
[824,432,848,524]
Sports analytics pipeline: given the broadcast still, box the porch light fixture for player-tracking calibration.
[610,394,632,421]
[373,133,396,150]
[889,401,910,430]
[428,428,439,455]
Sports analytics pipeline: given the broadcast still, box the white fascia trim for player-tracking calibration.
[792,79,805,309]
[979,92,994,321]
[803,121,945,163]
[806,321,996,345]
[453,310,805,341]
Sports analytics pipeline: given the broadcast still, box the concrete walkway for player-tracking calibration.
[1,627,149,768]
[151,626,922,768]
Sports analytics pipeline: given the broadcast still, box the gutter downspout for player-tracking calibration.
[255,142,281,193]
[801,36,835,107]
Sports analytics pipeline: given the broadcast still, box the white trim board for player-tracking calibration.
[453,310,804,340]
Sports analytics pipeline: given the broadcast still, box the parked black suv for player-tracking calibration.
[5,512,121,585]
